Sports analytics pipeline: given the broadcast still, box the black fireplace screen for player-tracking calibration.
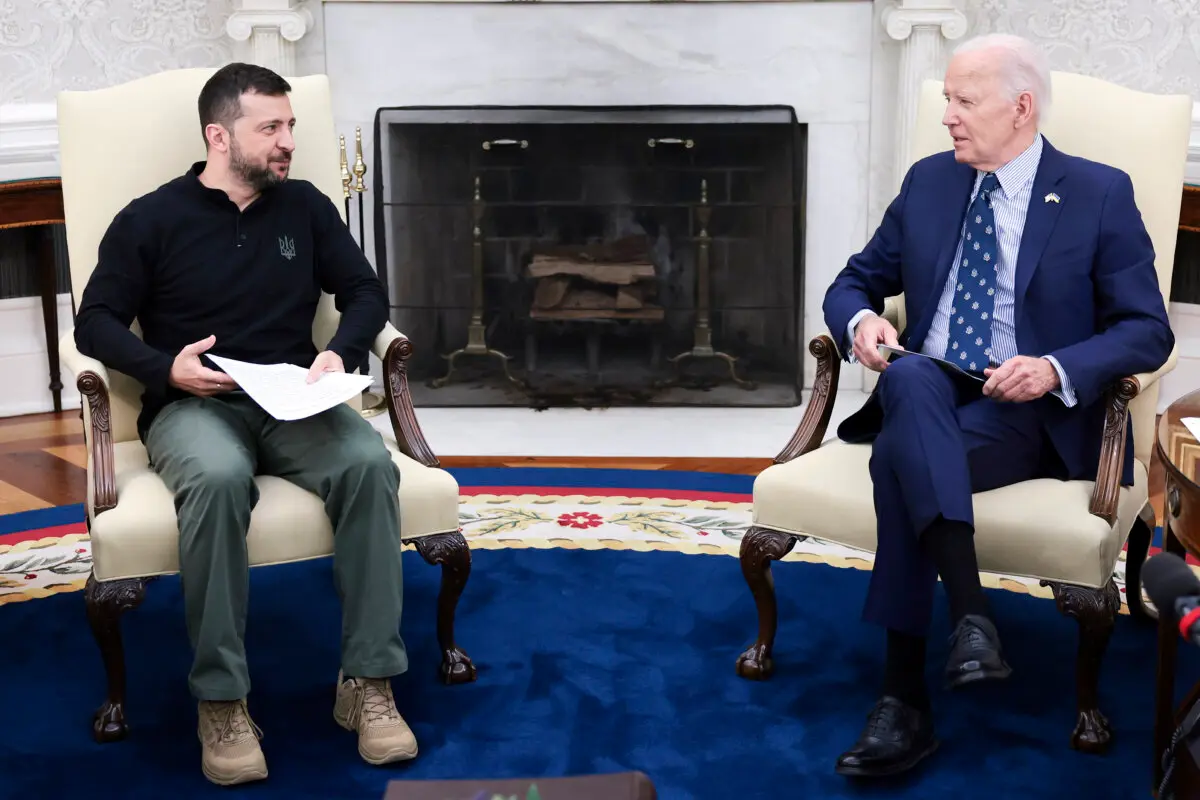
[371,106,805,408]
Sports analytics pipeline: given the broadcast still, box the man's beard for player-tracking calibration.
[230,139,289,191]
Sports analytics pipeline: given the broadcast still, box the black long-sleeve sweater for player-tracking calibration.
[74,162,388,440]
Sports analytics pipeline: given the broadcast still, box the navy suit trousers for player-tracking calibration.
[863,356,1055,637]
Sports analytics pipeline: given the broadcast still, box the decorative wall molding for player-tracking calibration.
[883,0,968,40]
[226,0,315,75]
[883,0,967,190]
[0,103,59,181]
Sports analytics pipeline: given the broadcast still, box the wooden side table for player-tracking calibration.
[1183,184,1200,234]
[0,178,68,413]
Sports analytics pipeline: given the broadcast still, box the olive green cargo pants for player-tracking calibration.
[145,393,407,701]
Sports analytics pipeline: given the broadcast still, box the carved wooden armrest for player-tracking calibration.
[1088,345,1177,525]
[60,330,118,515]
[77,371,117,514]
[773,296,900,463]
[372,322,440,468]
[774,335,843,463]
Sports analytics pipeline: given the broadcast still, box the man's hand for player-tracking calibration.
[982,356,1060,403]
[853,314,900,372]
[306,350,345,383]
[169,335,237,397]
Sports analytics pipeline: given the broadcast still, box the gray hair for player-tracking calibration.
[952,33,1052,125]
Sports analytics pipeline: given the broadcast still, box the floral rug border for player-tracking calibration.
[0,494,1136,612]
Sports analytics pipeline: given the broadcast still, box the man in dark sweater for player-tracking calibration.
[74,63,416,786]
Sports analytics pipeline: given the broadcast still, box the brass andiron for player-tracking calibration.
[344,126,385,417]
[352,126,368,253]
[431,175,523,389]
[339,134,352,223]
[664,179,755,389]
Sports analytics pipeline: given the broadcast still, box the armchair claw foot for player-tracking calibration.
[440,646,477,685]
[1041,578,1120,754]
[92,702,129,744]
[735,643,773,680]
[736,526,799,681]
[414,530,477,684]
[84,572,147,743]
[1071,709,1113,754]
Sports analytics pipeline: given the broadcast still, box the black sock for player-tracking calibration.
[882,629,930,711]
[922,517,989,623]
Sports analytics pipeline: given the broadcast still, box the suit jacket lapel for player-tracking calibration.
[1013,139,1067,323]
[907,161,976,352]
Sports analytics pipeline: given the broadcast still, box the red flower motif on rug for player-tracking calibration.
[556,511,603,529]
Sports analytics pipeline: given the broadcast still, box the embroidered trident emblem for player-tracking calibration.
[279,235,296,260]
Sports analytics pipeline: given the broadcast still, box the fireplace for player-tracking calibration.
[373,106,805,409]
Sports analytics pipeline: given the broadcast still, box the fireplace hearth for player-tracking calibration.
[373,106,805,408]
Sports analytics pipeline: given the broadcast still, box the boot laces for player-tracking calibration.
[865,700,903,740]
[951,621,989,652]
[206,700,262,744]
[348,679,399,728]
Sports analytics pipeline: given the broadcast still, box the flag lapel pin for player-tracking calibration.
[1044,192,1061,204]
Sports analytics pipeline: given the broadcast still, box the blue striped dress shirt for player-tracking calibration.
[850,133,1077,407]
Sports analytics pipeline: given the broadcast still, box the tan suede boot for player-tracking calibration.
[333,671,418,765]
[197,699,268,785]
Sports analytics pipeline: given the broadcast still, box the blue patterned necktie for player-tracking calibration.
[946,172,1001,374]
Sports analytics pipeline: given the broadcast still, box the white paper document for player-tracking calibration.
[207,354,374,422]
[1182,417,1200,443]
[877,344,986,382]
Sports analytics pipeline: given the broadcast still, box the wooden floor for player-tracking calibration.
[0,411,773,517]
[0,410,1167,525]
[0,412,88,515]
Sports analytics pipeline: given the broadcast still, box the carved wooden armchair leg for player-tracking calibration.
[84,571,148,743]
[413,531,477,685]
[381,333,478,685]
[1040,578,1121,753]
[736,526,801,679]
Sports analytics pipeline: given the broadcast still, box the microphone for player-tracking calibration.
[1144,552,1200,647]
[1147,553,1200,799]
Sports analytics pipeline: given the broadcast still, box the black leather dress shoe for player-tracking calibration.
[835,696,937,778]
[945,613,1012,689]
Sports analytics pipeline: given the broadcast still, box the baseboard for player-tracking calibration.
[0,294,80,417]
[0,395,81,417]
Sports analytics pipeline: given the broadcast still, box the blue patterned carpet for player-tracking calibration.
[0,467,1193,799]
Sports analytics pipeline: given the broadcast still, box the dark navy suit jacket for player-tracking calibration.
[823,139,1174,487]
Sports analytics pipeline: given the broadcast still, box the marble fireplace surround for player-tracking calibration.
[316,0,876,391]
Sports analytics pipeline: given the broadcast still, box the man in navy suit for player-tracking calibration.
[825,33,1174,777]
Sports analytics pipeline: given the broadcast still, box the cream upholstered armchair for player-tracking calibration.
[55,69,476,745]
[736,72,1193,753]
